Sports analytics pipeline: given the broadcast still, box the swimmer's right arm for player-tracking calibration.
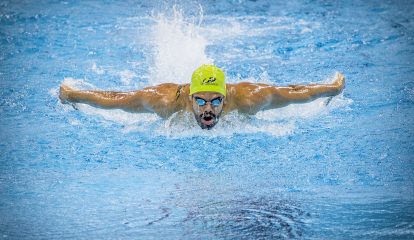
[59,84,179,117]
[59,84,142,111]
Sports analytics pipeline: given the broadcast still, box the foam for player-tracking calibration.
[256,93,352,121]
[62,77,97,90]
[154,111,295,138]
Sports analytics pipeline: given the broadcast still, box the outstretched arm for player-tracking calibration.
[233,73,345,113]
[59,83,180,118]
[269,72,345,108]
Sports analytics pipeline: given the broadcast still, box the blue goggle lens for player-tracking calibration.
[211,98,222,106]
[195,98,206,106]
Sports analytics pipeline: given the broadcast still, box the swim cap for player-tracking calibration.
[189,64,226,96]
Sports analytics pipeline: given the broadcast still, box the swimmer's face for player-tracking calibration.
[190,92,225,130]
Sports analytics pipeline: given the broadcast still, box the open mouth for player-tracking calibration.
[200,115,215,126]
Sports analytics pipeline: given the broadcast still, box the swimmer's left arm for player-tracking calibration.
[231,74,344,114]
[266,72,345,109]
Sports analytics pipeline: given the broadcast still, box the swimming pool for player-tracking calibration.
[1,0,413,239]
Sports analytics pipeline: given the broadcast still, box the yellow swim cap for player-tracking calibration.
[189,64,226,96]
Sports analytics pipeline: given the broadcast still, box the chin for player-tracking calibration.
[193,111,221,130]
[200,122,217,130]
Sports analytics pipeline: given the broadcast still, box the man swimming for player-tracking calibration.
[59,64,345,129]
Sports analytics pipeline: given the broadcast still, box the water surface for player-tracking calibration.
[1,0,413,239]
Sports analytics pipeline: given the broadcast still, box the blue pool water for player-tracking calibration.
[1,0,413,239]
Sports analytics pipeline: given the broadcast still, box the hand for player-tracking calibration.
[59,84,74,103]
[333,72,345,93]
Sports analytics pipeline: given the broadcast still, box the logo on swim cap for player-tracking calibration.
[190,64,226,96]
[202,77,217,85]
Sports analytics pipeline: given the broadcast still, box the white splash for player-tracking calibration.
[149,5,211,85]
[256,93,352,121]
[62,77,97,90]
[153,111,295,138]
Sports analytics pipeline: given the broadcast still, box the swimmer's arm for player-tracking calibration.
[266,72,345,109]
[59,85,142,111]
[59,84,179,117]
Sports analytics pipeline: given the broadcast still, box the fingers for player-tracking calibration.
[59,84,72,103]
[333,72,345,91]
[60,84,73,92]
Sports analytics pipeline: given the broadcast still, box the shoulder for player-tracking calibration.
[226,82,274,100]
[227,82,272,93]
[142,83,180,93]
[225,82,274,114]
[138,83,186,117]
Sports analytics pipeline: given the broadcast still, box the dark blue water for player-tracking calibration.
[1,0,413,239]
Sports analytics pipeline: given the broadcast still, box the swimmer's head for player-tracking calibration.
[189,65,226,129]
[189,64,226,97]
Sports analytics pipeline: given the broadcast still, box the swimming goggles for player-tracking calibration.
[194,97,223,107]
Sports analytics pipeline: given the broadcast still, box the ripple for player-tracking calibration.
[184,197,308,239]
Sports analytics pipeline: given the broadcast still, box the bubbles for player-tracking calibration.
[257,94,352,121]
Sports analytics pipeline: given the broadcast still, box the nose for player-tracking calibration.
[204,103,214,112]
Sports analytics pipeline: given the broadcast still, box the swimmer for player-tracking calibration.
[59,64,345,129]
